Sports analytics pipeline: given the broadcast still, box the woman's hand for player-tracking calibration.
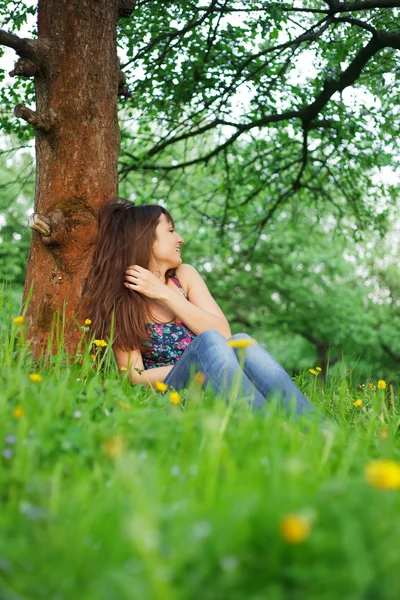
[124,265,168,300]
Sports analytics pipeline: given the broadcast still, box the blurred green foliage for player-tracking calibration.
[0,143,33,288]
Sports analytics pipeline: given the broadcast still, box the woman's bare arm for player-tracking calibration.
[113,346,173,386]
[162,264,231,338]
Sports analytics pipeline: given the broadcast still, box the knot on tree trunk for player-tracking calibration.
[9,57,38,78]
[118,0,136,18]
[118,70,131,97]
[29,204,98,274]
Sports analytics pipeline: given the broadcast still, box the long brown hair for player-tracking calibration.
[85,197,175,352]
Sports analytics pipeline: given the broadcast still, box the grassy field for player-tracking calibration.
[1,292,400,600]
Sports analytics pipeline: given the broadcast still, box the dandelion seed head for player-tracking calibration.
[192,520,212,539]
[220,556,239,572]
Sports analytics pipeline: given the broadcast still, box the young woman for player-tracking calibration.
[87,198,317,417]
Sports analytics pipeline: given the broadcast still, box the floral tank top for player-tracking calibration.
[142,275,196,369]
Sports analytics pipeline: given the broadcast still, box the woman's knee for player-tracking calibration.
[193,329,236,364]
[229,332,254,342]
[196,328,227,346]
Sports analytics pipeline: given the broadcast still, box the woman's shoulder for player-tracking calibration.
[175,263,196,277]
[173,264,196,294]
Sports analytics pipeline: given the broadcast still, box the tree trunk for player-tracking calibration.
[23,0,121,356]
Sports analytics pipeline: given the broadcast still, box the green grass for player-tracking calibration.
[1,291,400,600]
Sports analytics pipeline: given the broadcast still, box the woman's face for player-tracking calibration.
[151,213,184,270]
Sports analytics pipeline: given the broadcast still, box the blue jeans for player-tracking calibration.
[164,329,317,417]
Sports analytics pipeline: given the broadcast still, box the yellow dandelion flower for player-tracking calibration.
[13,407,24,418]
[13,316,24,326]
[84,318,92,326]
[119,401,131,410]
[90,354,96,360]
[155,381,168,393]
[316,367,322,372]
[279,514,311,544]
[170,391,181,405]
[194,371,206,385]
[377,380,387,390]
[309,369,318,375]
[369,383,376,392]
[103,436,125,460]
[365,459,400,490]
[29,373,42,383]
[93,339,108,347]
[353,399,363,408]
[228,339,256,349]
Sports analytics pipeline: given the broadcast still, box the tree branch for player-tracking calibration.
[121,0,220,68]
[332,16,378,35]
[14,104,53,133]
[196,4,330,14]
[196,0,400,13]
[299,33,386,124]
[29,213,51,237]
[120,17,330,167]
[0,29,37,60]
[121,22,399,174]
[329,0,400,12]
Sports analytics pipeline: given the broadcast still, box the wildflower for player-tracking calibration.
[364,459,400,490]
[228,339,256,349]
[377,380,387,390]
[309,369,318,375]
[316,367,322,372]
[12,316,24,326]
[73,410,82,419]
[155,381,168,393]
[279,513,311,544]
[90,354,96,360]
[84,319,92,326]
[103,435,125,460]
[120,366,128,372]
[93,339,108,347]
[29,374,42,383]
[194,371,206,385]
[12,407,24,419]
[353,399,363,408]
[369,383,376,392]
[119,401,131,410]
[170,391,181,405]
[2,448,13,459]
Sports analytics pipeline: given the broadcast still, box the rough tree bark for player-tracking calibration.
[0,0,135,356]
